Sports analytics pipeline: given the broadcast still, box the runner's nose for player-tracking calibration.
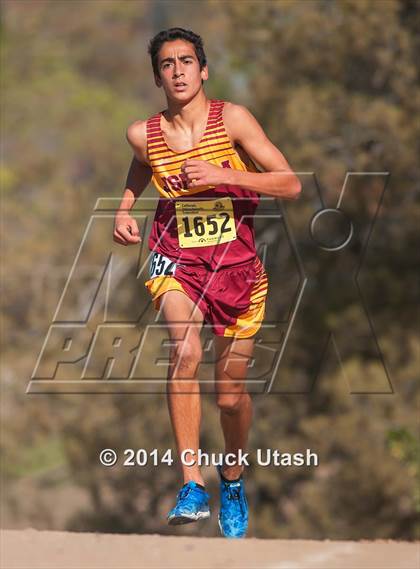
[173,63,184,79]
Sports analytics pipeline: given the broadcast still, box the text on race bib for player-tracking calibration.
[175,197,237,249]
[149,252,177,279]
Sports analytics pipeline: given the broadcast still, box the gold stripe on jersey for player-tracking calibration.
[146,100,257,199]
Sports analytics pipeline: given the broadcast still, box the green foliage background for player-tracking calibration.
[1,0,419,539]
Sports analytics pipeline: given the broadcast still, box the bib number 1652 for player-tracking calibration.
[175,197,237,248]
[181,212,231,238]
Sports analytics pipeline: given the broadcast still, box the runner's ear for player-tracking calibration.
[200,65,209,83]
[154,73,162,88]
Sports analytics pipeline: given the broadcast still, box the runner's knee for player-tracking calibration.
[216,392,244,414]
[171,341,202,374]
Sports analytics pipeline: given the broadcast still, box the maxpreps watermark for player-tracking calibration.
[28,172,393,396]
[99,448,319,468]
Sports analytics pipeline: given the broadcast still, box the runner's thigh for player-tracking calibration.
[159,289,204,342]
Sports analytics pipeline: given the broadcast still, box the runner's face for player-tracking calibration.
[155,39,208,100]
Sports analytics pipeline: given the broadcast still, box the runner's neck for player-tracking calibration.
[163,93,211,132]
[161,98,213,154]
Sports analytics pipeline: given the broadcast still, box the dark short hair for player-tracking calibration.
[148,28,207,77]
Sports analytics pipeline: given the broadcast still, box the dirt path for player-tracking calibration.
[1,529,418,569]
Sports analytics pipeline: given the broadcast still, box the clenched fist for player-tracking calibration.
[113,213,141,246]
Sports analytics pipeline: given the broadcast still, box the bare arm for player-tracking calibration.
[181,103,301,199]
[114,121,152,246]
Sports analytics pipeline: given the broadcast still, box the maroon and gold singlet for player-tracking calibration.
[146,99,260,269]
[144,99,268,338]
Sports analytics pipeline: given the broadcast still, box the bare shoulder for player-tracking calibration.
[126,119,148,163]
[223,101,264,144]
[223,101,253,123]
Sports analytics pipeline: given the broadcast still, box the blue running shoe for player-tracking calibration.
[217,465,248,538]
[167,481,210,525]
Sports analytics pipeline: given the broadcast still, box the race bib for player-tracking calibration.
[149,252,177,279]
[175,197,237,249]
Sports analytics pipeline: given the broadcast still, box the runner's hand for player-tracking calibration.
[181,159,228,188]
[113,214,141,245]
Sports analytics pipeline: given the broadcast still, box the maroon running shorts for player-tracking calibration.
[144,254,268,338]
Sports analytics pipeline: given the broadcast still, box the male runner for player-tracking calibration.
[113,28,301,538]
